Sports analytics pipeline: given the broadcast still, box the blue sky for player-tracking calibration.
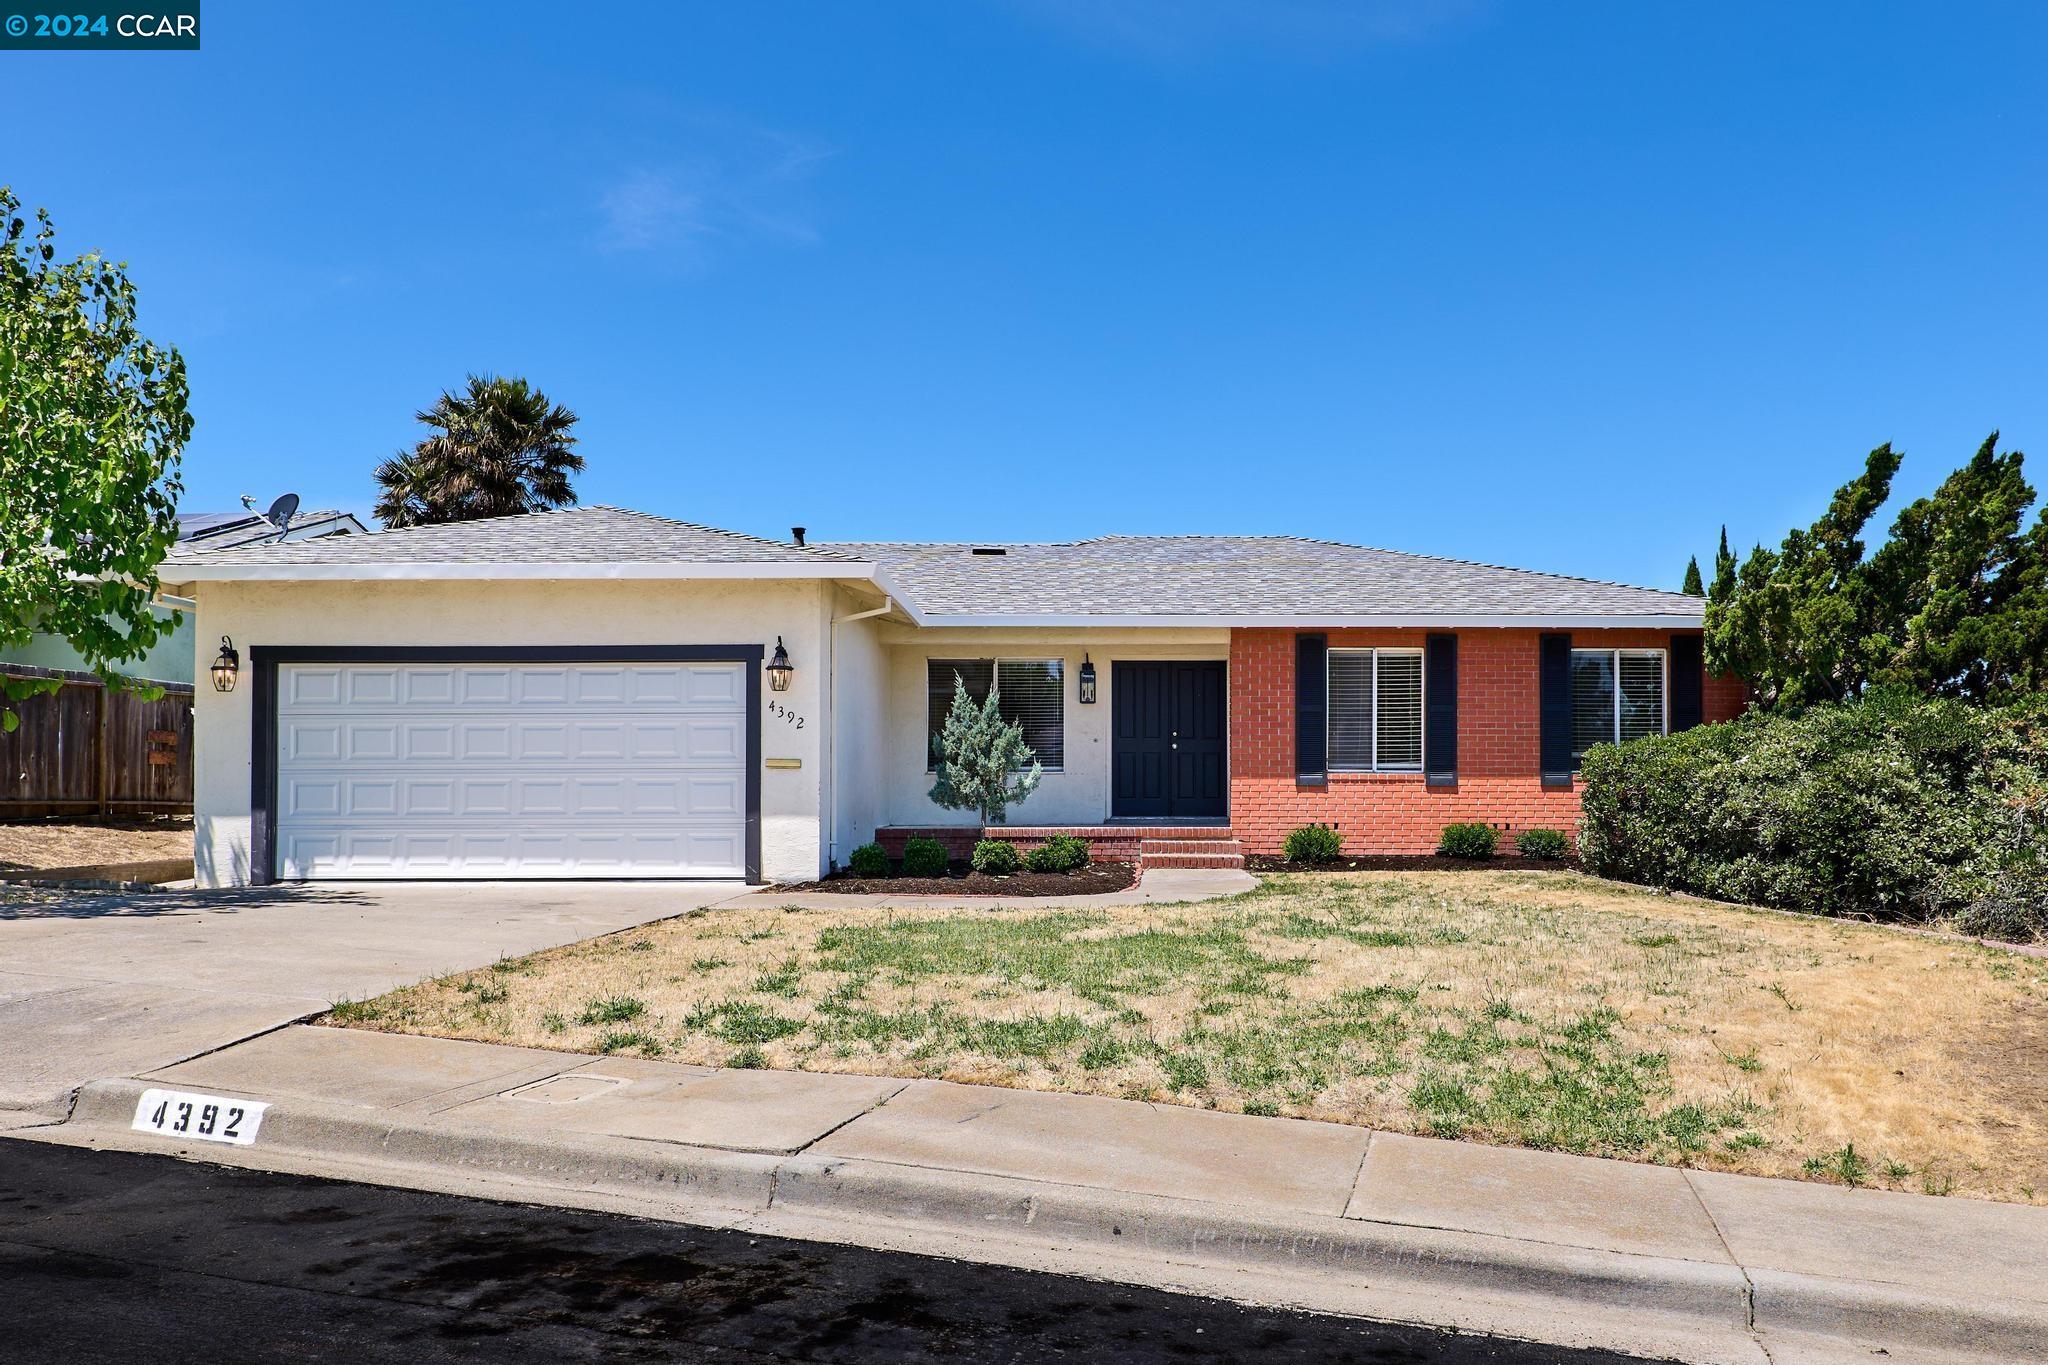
[9,1,2044,589]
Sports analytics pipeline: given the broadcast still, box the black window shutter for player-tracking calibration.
[1295,633,1327,783]
[1539,633,1573,787]
[1425,633,1458,787]
[1669,633,1704,731]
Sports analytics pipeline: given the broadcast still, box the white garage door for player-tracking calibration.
[275,660,748,879]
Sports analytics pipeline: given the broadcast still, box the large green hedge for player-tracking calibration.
[1577,691,2047,924]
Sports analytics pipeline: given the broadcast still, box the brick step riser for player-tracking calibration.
[1141,854,1246,870]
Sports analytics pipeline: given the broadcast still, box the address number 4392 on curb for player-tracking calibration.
[131,1088,270,1146]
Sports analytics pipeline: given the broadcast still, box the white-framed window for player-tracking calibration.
[926,658,1065,771]
[1327,648,1424,772]
[1569,648,1666,766]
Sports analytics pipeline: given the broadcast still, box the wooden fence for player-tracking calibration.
[1,666,195,818]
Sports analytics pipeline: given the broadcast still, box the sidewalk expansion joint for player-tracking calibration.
[787,1080,912,1156]
[1682,1167,1763,1350]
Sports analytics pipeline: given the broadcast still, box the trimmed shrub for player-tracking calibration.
[971,838,1021,875]
[1577,690,2048,922]
[1437,823,1498,859]
[1515,828,1570,861]
[847,842,890,879]
[1023,833,1090,873]
[900,837,950,878]
[1281,824,1343,863]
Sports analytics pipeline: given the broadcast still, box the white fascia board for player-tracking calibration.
[163,560,878,583]
[867,566,929,625]
[908,612,1705,629]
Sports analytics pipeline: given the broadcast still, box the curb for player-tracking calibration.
[48,1077,2046,1364]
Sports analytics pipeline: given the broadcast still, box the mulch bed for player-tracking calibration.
[1245,854,1581,873]
[775,860,1140,897]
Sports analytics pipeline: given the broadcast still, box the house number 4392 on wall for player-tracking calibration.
[767,699,805,728]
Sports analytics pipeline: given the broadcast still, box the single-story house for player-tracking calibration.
[159,506,1742,887]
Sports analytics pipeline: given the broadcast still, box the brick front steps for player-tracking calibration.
[875,827,1244,873]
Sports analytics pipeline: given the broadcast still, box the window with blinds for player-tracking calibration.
[1570,648,1665,764]
[1326,648,1424,772]
[926,658,1064,771]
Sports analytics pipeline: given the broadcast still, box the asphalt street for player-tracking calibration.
[0,1141,1671,1364]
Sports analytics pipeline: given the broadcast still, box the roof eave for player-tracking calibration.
[162,560,877,584]
[902,611,1704,629]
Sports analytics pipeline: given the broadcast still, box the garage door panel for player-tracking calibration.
[276,660,750,880]
[685,717,744,762]
[402,668,457,705]
[346,669,402,705]
[457,668,515,704]
[287,668,344,706]
[685,774,744,818]
[346,724,401,761]
[286,722,344,762]
[684,665,745,705]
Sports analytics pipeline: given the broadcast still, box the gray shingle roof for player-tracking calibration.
[165,506,861,566]
[830,536,1702,622]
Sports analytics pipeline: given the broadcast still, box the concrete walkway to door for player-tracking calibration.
[0,881,738,1117]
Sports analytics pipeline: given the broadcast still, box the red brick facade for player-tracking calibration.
[1228,628,1745,856]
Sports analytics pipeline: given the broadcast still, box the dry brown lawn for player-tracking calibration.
[0,817,192,872]
[328,871,2048,1205]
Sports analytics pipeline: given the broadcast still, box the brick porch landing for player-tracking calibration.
[875,825,1245,872]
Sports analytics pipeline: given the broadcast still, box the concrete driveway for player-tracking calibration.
[0,881,741,1117]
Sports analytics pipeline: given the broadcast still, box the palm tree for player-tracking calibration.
[373,375,583,528]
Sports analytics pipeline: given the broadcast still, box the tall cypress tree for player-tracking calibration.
[1710,526,1737,605]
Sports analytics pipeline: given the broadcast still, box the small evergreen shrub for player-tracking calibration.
[900,837,950,878]
[1023,834,1091,873]
[1515,828,1570,861]
[1282,824,1343,863]
[971,838,1021,875]
[1437,823,1498,859]
[927,673,1041,823]
[847,842,890,879]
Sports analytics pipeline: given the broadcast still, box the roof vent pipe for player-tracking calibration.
[792,527,806,547]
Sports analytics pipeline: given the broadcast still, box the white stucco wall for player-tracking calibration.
[827,593,891,867]
[188,577,835,886]
[877,628,1231,829]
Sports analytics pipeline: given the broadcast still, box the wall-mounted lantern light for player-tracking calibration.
[766,636,794,692]
[1078,653,1097,704]
[210,636,240,693]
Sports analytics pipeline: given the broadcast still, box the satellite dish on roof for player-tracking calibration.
[264,493,300,536]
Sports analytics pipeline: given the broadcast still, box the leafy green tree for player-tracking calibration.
[928,672,1042,824]
[0,188,189,730]
[1705,445,1900,710]
[1680,555,1704,596]
[373,375,581,527]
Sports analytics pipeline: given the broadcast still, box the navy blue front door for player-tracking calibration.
[1111,661,1227,819]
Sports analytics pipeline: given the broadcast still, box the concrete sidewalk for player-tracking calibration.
[20,1024,2047,1365]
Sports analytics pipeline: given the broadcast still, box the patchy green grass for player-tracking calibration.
[325,870,2048,1204]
